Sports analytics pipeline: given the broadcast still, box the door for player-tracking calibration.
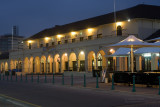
[80,60,85,71]
[72,61,77,71]
[65,61,68,70]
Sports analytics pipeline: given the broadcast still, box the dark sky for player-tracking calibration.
[0,0,160,38]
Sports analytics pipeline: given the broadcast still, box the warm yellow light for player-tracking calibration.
[128,39,134,42]
[65,53,67,56]
[87,28,93,32]
[28,40,32,43]
[45,37,49,40]
[109,49,115,54]
[57,35,62,38]
[71,32,76,35]
[116,22,122,26]
[128,19,131,22]
[80,51,84,55]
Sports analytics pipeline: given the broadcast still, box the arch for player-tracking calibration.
[4,62,8,71]
[24,57,29,73]
[61,53,68,72]
[78,51,85,71]
[47,55,53,73]
[117,25,122,36]
[1,62,4,72]
[29,57,34,73]
[88,51,96,72]
[41,56,46,73]
[69,53,77,71]
[97,50,106,70]
[54,54,60,73]
[10,60,14,70]
[35,56,40,73]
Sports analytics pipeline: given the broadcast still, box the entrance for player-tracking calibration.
[142,57,151,71]
[80,60,85,71]
[65,61,68,70]
[72,61,77,71]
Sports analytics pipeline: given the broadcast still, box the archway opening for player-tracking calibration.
[78,51,85,71]
[35,56,40,73]
[69,53,77,71]
[97,50,106,71]
[54,54,60,73]
[47,55,53,73]
[61,53,68,72]
[24,57,29,73]
[41,56,46,73]
[88,51,96,72]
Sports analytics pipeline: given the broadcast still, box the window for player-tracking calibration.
[58,41,61,44]
[29,43,31,49]
[117,25,122,36]
[72,39,75,43]
[97,34,102,38]
[80,37,84,41]
[65,40,68,44]
[46,43,49,47]
[40,44,43,48]
[52,42,54,46]
[88,35,93,40]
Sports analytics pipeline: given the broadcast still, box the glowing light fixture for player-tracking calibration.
[71,32,76,35]
[65,53,67,56]
[80,51,84,55]
[156,53,159,56]
[45,37,49,40]
[109,48,115,54]
[116,22,122,26]
[128,19,131,22]
[87,28,93,32]
[143,53,151,57]
[128,39,134,42]
[57,35,61,38]
[28,40,32,43]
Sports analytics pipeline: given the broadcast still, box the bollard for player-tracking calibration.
[71,74,73,86]
[44,73,47,83]
[84,74,86,87]
[132,75,136,92]
[25,73,28,83]
[96,73,99,88]
[31,73,33,83]
[15,74,17,82]
[158,76,160,95]
[10,72,12,82]
[0,73,1,80]
[111,74,115,90]
[3,74,5,81]
[62,73,64,85]
[52,73,54,84]
[37,73,39,83]
[20,74,22,82]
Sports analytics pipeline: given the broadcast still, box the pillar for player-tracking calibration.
[85,54,88,72]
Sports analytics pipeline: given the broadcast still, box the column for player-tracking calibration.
[40,62,41,74]
[85,55,88,72]
[46,62,48,74]
[77,58,79,72]
[68,59,70,71]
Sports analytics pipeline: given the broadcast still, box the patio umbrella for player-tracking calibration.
[108,35,159,73]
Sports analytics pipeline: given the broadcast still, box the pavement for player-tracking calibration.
[0,75,160,107]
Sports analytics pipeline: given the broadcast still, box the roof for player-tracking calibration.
[26,4,160,41]
[144,29,160,41]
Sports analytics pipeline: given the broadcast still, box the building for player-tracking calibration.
[0,34,24,53]
[1,4,160,74]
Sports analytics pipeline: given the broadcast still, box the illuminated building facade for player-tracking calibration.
[0,4,160,74]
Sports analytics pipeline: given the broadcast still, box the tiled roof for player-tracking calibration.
[26,4,160,40]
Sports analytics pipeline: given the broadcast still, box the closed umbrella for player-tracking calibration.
[108,35,159,73]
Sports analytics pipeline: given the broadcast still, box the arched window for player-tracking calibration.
[117,25,122,36]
